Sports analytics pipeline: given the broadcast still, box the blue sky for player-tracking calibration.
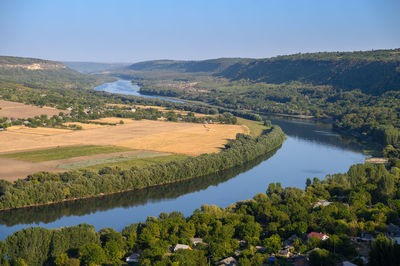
[0,0,399,62]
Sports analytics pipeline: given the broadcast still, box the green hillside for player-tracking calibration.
[219,49,400,94]
[0,56,115,90]
[62,61,129,74]
[124,49,400,95]
[127,58,252,73]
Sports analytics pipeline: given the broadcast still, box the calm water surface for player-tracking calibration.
[94,79,184,103]
[0,87,370,239]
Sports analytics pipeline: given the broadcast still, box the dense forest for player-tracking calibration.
[122,49,400,94]
[2,162,400,265]
[219,49,400,94]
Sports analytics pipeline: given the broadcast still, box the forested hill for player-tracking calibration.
[126,58,253,73]
[126,49,400,95]
[0,56,115,90]
[62,61,129,74]
[220,49,400,95]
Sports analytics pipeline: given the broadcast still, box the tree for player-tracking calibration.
[263,234,281,254]
[309,248,336,266]
[104,240,124,262]
[79,243,107,266]
[236,216,262,245]
[264,120,272,127]
[379,174,395,196]
[6,227,53,266]
[306,178,312,188]
[50,224,100,258]
[171,249,207,265]
[54,253,69,266]
[369,234,400,266]
[9,258,27,266]
[0,241,9,266]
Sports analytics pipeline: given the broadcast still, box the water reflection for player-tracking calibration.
[0,150,277,227]
[266,116,367,153]
[0,116,371,239]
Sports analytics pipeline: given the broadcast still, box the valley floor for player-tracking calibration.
[0,119,249,180]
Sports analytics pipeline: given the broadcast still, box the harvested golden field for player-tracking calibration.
[133,105,213,117]
[106,103,213,117]
[63,122,108,129]
[134,104,167,111]
[5,125,71,136]
[0,100,67,119]
[0,120,248,155]
[116,123,249,155]
[90,117,137,124]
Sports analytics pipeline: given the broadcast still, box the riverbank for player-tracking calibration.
[5,161,397,266]
[133,89,384,156]
[0,126,286,211]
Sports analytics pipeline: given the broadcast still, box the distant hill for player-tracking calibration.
[124,49,400,95]
[219,49,400,94]
[62,61,130,74]
[0,56,114,90]
[126,58,253,73]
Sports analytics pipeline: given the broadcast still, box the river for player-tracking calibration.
[94,79,184,103]
[0,81,370,240]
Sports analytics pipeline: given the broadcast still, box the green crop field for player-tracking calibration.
[81,154,188,172]
[236,117,268,137]
[0,145,132,162]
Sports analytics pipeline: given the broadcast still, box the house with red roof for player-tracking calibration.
[307,232,329,241]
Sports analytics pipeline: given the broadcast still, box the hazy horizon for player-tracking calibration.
[1,0,399,63]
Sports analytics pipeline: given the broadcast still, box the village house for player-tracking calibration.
[386,223,400,243]
[359,233,375,242]
[290,255,308,266]
[255,245,266,253]
[284,234,298,246]
[238,239,246,247]
[125,252,141,263]
[278,248,291,258]
[217,256,238,266]
[342,261,358,266]
[173,244,192,252]
[190,237,204,246]
[278,244,295,258]
[307,232,329,241]
[313,199,332,208]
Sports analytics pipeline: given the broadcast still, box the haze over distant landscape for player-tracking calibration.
[2,1,400,266]
[1,0,399,62]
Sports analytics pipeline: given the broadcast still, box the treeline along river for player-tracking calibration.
[0,81,370,240]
